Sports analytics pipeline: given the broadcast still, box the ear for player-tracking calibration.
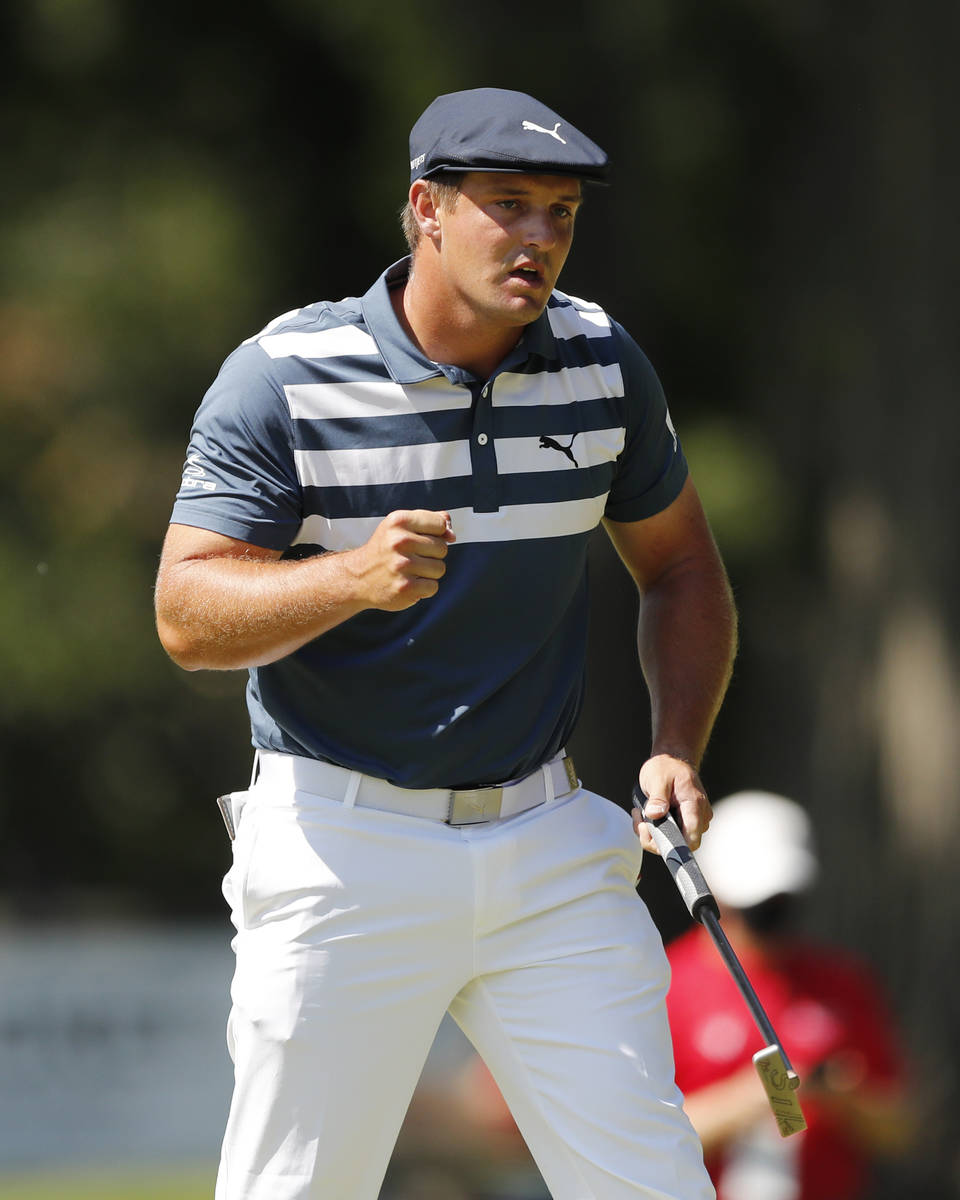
[409,180,443,243]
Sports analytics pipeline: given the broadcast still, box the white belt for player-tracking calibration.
[253,750,579,826]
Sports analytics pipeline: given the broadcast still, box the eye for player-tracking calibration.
[497,199,520,210]
[553,205,574,220]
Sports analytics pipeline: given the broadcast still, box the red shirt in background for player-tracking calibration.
[666,926,904,1200]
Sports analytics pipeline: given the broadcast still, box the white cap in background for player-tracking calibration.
[694,791,818,909]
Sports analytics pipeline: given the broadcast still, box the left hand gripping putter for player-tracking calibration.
[633,786,807,1137]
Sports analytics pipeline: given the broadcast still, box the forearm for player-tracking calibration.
[638,553,737,765]
[681,1067,773,1153]
[155,551,366,671]
[155,510,453,672]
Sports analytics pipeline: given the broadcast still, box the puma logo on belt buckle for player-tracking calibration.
[447,786,503,826]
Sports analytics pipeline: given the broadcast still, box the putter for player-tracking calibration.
[633,786,807,1138]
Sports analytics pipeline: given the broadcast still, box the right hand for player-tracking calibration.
[344,509,456,611]
[634,754,711,852]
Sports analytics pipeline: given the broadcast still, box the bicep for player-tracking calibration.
[155,524,284,650]
[159,523,284,570]
[155,524,284,611]
[603,477,722,591]
[155,526,287,667]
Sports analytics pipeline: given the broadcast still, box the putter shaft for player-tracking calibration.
[698,906,796,1076]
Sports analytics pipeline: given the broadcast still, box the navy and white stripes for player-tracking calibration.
[169,259,686,788]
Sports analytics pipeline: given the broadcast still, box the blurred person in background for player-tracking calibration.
[665,791,912,1200]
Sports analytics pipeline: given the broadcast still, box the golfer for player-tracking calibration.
[155,87,737,1200]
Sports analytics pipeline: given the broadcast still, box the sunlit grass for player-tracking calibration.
[0,1165,215,1199]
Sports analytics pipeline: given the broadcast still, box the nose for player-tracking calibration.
[521,207,559,250]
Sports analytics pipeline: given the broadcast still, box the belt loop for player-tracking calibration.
[541,760,556,805]
[342,771,362,809]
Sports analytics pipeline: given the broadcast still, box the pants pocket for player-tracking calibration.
[222,794,260,930]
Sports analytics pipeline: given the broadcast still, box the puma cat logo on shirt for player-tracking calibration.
[539,434,579,468]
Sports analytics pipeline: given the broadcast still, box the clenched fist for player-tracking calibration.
[343,510,456,612]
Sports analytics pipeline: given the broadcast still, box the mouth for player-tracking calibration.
[506,261,546,289]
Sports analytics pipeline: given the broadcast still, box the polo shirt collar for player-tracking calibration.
[361,257,559,385]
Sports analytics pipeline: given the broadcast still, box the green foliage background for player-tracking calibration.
[2,0,958,1193]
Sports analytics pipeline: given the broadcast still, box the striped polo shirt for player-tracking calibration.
[170,258,687,789]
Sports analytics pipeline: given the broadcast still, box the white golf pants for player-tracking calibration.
[215,763,714,1200]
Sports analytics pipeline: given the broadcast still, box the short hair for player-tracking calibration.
[400,172,465,254]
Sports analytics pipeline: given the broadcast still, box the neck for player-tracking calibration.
[394,257,524,380]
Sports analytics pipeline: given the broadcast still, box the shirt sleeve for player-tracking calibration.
[603,320,688,522]
[168,342,302,551]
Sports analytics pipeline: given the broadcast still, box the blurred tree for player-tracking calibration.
[734,5,959,1191]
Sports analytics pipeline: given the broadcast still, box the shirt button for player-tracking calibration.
[477,433,489,446]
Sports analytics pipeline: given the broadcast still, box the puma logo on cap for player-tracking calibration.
[521,120,567,145]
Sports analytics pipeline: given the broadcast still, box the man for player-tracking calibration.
[666,792,911,1200]
[155,87,737,1200]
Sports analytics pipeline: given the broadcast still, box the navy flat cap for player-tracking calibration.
[409,88,609,185]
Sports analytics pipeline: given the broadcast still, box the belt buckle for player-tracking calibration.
[447,786,503,826]
[562,755,578,792]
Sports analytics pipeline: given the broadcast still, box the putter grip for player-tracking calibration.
[646,813,719,922]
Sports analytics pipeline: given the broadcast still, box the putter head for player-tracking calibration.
[753,1045,807,1137]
